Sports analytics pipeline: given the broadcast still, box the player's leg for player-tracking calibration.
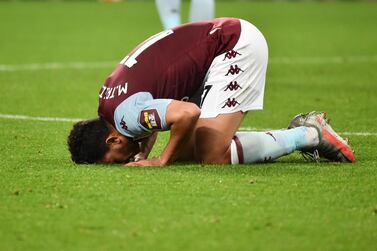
[230,127,319,164]
[155,0,181,30]
[195,19,267,163]
[194,19,268,164]
[194,19,333,165]
[189,0,215,22]
[194,113,320,164]
[192,19,323,165]
[195,111,244,164]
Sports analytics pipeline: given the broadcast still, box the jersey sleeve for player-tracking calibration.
[113,92,172,139]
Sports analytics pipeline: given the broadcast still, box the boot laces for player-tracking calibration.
[301,149,320,163]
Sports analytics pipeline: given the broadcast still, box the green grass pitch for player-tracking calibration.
[0,1,376,250]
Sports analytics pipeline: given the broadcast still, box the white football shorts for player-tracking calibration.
[199,19,268,118]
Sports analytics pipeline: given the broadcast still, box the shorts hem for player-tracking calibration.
[200,106,263,119]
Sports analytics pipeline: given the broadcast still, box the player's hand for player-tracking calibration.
[133,152,148,162]
[125,157,166,167]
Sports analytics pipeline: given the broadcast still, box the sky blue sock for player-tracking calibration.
[156,0,181,30]
[230,126,319,164]
[189,0,215,22]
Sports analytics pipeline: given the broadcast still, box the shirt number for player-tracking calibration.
[200,85,213,107]
[120,29,174,68]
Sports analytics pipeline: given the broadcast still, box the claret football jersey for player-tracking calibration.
[98,17,241,139]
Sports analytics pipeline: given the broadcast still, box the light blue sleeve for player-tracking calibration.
[113,92,173,139]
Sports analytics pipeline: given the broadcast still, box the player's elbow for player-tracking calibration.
[186,103,201,120]
[167,101,201,126]
[184,103,201,122]
[176,103,201,127]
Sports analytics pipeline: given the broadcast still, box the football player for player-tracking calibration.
[68,18,355,166]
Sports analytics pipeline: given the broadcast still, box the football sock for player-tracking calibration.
[156,0,181,30]
[189,0,215,22]
[230,126,319,164]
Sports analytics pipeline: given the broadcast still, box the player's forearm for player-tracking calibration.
[160,102,201,165]
[138,132,158,158]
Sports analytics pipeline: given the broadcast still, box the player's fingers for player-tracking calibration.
[133,156,143,162]
[125,161,143,167]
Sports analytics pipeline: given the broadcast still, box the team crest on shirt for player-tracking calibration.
[140,109,162,130]
[120,116,128,130]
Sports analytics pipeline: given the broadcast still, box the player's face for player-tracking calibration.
[100,137,140,164]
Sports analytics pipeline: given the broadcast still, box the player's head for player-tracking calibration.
[67,118,139,164]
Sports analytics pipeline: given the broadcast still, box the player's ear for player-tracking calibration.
[105,135,122,145]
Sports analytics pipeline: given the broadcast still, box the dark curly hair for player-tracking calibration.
[67,118,110,164]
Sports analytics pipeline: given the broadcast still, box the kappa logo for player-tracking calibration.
[266,132,277,141]
[223,50,241,61]
[224,81,242,91]
[222,98,240,108]
[120,116,128,130]
[225,65,244,76]
[264,156,273,162]
[139,109,162,130]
